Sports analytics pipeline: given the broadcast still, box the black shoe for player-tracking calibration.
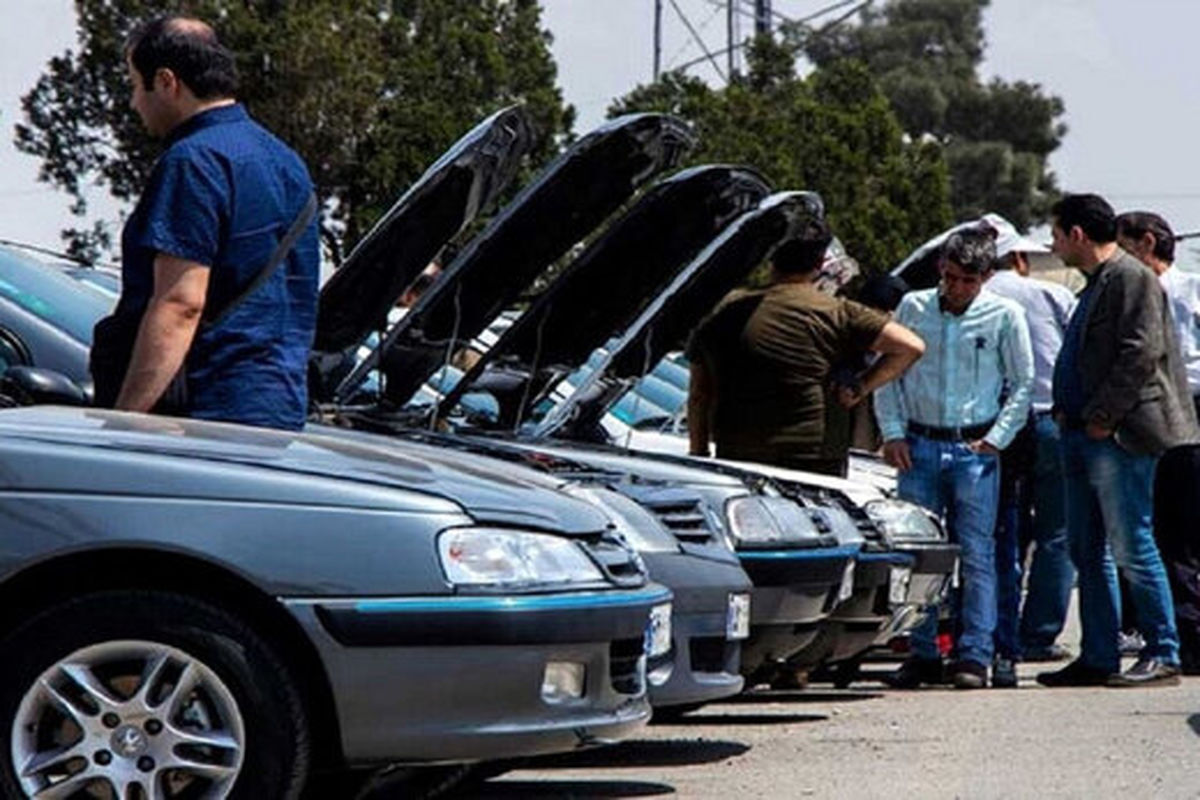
[1107,658,1182,688]
[991,656,1018,688]
[1021,643,1071,663]
[950,659,988,689]
[1035,659,1113,687]
[882,656,944,689]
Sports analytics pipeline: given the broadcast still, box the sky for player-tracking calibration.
[3,0,1199,269]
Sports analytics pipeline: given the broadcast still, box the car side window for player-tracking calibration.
[0,327,31,376]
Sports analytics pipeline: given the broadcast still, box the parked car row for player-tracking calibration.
[0,106,957,798]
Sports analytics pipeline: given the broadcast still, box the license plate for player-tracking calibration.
[726,592,751,640]
[645,603,673,658]
[838,561,856,603]
[889,566,913,605]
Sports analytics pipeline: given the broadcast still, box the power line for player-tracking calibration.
[667,0,727,81]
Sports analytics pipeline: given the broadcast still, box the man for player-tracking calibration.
[99,16,319,430]
[1116,212,1200,419]
[1038,194,1197,688]
[984,230,1078,683]
[1115,210,1200,674]
[688,219,925,476]
[876,225,1034,689]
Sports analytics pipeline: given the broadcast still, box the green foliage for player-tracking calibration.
[15,0,573,259]
[793,0,1066,230]
[610,38,952,276]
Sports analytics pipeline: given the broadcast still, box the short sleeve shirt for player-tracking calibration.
[690,282,888,458]
[118,104,319,430]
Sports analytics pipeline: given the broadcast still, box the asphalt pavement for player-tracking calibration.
[458,601,1200,799]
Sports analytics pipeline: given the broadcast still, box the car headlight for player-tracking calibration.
[725,496,822,547]
[863,499,945,543]
[561,485,681,553]
[438,528,606,588]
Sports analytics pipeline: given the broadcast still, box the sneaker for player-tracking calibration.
[1107,658,1182,688]
[1118,630,1146,656]
[1021,643,1071,663]
[882,656,945,689]
[950,659,988,690]
[1036,659,1113,687]
[991,656,1018,688]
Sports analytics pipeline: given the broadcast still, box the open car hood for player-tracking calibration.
[534,191,825,439]
[434,164,772,426]
[340,113,696,406]
[311,106,534,394]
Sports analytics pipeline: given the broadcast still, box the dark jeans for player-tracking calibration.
[1153,444,1200,672]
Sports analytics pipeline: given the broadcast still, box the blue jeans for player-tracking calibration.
[1019,414,1074,651]
[899,434,1000,666]
[1062,430,1179,671]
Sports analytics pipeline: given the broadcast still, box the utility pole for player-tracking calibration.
[726,0,737,77]
[754,0,772,36]
[653,0,663,81]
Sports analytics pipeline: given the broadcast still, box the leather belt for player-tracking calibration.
[908,420,995,442]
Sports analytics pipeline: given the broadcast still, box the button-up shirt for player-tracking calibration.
[1160,266,1200,395]
[986,269,1076,412]
[876,287,1035,449]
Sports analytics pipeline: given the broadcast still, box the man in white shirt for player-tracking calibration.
[985,230,1078,683]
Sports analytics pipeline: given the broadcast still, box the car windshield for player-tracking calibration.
[0,248,113,343]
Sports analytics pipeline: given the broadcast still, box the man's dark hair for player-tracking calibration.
[857,274,909,312]
[941,224,997,274]
[1116,210,1176,263]
[126,16,238,99]
[771,218,833,275]
[1051,193,1117,244]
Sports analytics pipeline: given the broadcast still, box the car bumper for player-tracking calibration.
[869,542,959,646]
[641,551,749,708]
[735,545,859,674]
[283,585,672,765]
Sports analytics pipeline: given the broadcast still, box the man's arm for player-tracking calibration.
[839,321,925,407]
[688,358,715,456]
[116,253,210,412]
[975,306,1034,452]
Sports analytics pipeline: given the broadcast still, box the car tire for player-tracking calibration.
[0,590,310,799]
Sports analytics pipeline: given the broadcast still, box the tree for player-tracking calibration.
[610,38,952,276]
[15,0,574,261]
[794,0,1066,230]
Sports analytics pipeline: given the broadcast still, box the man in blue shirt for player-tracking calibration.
[876,225,1035,689]
[106,16,318,430]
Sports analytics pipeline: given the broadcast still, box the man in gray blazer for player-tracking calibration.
[1038,193,1199,689]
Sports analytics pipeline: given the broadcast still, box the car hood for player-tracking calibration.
[434,164,772,424]
[345,113,695,406]
[534,191,825,438]
[0,406,611,534]
[312,105,534,369]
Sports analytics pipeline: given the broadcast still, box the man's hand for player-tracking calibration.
[882,438,912,472]
[836,383,865,409]
[967,439,1000,456]
[1085,421,1113,440]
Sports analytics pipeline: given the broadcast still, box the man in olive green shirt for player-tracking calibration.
[688,219,925,476]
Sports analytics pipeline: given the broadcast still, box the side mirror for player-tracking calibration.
[0,366,90,407]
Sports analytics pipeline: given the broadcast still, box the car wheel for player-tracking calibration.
[1,590,310,799]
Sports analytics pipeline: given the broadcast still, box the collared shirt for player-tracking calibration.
[875,287,1034,449]
[119,103,319,430]
[1051,277,1098,423]
[1160,266,1200,394]
[986,269,1076,412]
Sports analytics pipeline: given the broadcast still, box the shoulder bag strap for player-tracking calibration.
[203,191,318,329]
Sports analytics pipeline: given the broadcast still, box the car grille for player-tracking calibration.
[643,497,714,543]
[689,636,735,674]
[582,531,647,586]
[609,638,645,695]
[783,485,883,541]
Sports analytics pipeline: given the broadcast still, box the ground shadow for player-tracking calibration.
[658,712,826,726]
[525,739,749,770]
[1187,713,1200,737]
[464,779,675,798]
[716,689,882,705]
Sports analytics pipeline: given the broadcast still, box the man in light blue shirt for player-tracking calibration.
[876,225,1035,689]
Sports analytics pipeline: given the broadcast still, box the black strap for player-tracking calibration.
[203,191,318,329]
